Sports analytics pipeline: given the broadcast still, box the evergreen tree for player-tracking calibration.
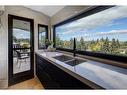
[76,40,81,50]
[124,41,127,46]
[70,38,73,49]
[100,37,104,42]
[91,40,95,44]
[80,37,86,50]
[110,38,115,54]
[41,36,45,43]
[116,39,120,48]
[56,34,61,47]
[89,40,95,51]
[96,39,99,43]
[59,40,63,48]
[100,37,104,52]
[110,38,119,54]
[13,35,17,43]
[102,37,110,53]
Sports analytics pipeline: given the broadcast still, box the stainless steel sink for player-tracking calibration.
[65,58,87,66]
[53,55,87,66]
[53,55,74,62]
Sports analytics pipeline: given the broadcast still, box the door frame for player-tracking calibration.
[8,14,34,86]
[38,24,48,49]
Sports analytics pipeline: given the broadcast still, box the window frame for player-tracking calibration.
[38,24,48,49]
[53,6,127,63]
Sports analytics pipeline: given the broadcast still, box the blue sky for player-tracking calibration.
[13,28,30,39]
[13,6,127,42]
[39,32,45,40]
[13,27,46,40]
[56,6,127,41]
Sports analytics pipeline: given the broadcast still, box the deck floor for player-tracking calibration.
[13,57,30,74]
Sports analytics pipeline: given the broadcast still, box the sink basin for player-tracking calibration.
[53,55,73,62]
[65,59,87,66]
[53,55,87,66]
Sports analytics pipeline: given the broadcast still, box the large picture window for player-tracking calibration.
[38,24,48,49]
[54,6,127,63]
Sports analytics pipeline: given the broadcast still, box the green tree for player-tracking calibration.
[100,37,104,42]
[76,41,81,50]
[41,36,46,43]
[96,39,99,43]
[102,37,110,53]
[56,34,61,47]
[92,40,95,44]
[110,38,120,54]
[89,40,95,51]
[80,37,86,50]
[70,38,73,49]
[63,40,70,48]
[89,39,101,52]
[124,41,127,46]
[116,39,120,49]
[59,40,64,48]
[125,49,127,55]
[13,35,17,43]
[100,37,104,52]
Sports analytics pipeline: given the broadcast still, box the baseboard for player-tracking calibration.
[0,80,8,89]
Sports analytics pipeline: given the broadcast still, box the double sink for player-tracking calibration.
[53,55,87,66]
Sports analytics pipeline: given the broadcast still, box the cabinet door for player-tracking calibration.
[37,68,60,89]
[36,55,48,69]
[36,54,92,89]
[43,60,77,88]
[43,58,92,89]
[36,54,60,89]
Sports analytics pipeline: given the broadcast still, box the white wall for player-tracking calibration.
[0,11,8,88]
[0,6,50,88]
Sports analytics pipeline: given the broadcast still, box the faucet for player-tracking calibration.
[73,38,76,57]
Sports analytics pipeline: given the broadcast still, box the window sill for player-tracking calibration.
[56,50,127,69]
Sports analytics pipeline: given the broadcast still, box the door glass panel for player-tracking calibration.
[13,19,31,74]
[38,26,47,49]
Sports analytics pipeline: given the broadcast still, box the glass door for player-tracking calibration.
[38,24,48,49]
[8,15,34,86]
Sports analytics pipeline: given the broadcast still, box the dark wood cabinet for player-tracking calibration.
[35,54,92,89]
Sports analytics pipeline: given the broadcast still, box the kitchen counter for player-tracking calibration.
[36,51,127,89]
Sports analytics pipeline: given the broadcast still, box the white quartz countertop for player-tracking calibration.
[36,51,127,89]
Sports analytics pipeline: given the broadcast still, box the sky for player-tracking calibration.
[39,32,45,40]
[56,6,127,41]
[13,28,30,39]
[13,27,46,40]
